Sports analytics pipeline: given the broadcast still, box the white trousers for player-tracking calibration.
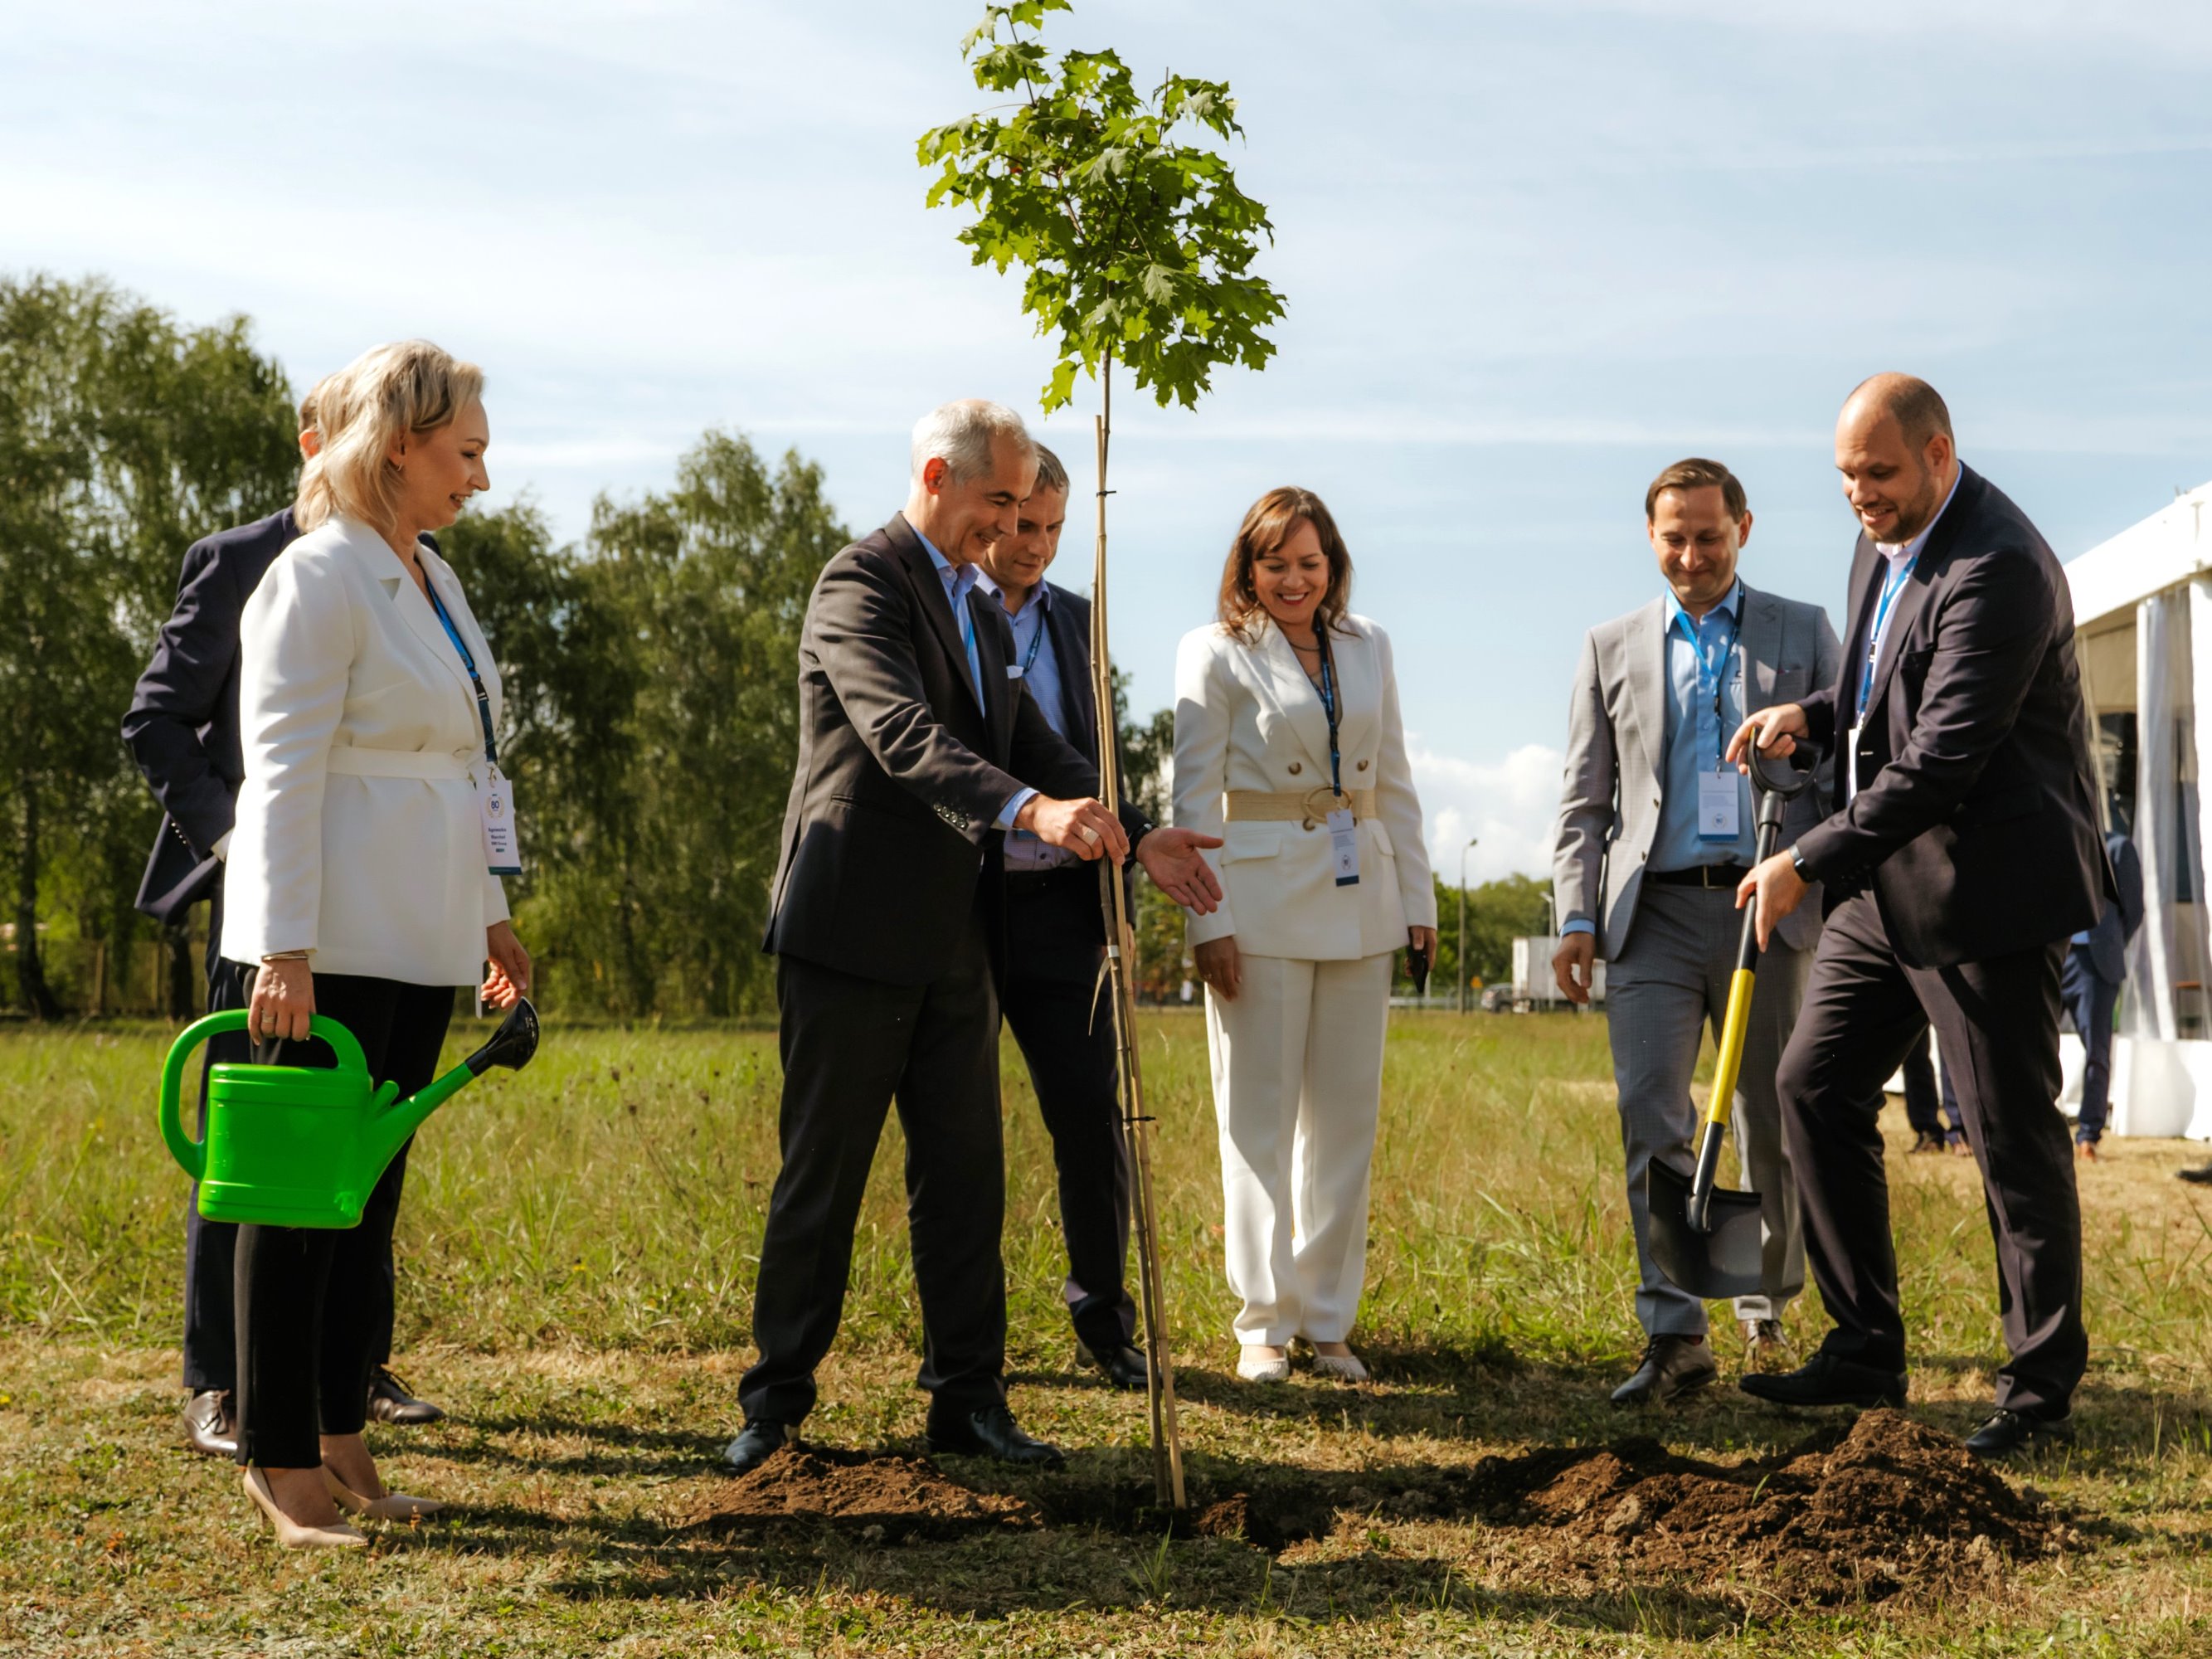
[1204,951,1394,1345]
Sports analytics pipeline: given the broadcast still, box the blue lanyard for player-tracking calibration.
[1857,556,1918,716]
[1693,610,1740,767]
[1316,634,1344,798]
[1018,605,1048,677]
[425,584,500,768]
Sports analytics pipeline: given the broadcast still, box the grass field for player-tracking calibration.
[2,1010,2209,1656]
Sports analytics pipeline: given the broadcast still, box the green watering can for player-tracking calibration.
[158,999,540,1228]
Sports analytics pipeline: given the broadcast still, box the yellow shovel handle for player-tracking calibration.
[1704,967,1757,1129]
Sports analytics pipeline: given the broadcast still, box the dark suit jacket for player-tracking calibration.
[1796,465,2110,968]
[121,509,299,924]
[2080,832,2144,984]
[762,516,1150,987]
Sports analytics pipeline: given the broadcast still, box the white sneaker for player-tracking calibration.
[1237,1345,1291,1383]
[1310,1349,1371,1383]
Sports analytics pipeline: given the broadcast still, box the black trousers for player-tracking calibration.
[180,883,401,1390]
[741,907,1005,1427]
[1777,893,2086,1418]
[1002,867,1135,1357]
[2060,946,2119,1141]
[232,974,453,1467]
[1898,1024,1965,1142]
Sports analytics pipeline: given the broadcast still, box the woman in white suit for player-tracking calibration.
[221,340,530,1547]
[1174,488,1436,1384]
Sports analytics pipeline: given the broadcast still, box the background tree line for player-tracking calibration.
[0,273,1552,1020]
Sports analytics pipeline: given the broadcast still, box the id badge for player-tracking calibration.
[479,766,522,876]
[1697,770,1740,839]
[1005,664,1024,679]
[1845,722,1860,798]
[1326,806,1360,887]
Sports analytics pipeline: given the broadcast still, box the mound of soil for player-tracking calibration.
[1462,1408,2069,1603]
[684,1444,1040,1543]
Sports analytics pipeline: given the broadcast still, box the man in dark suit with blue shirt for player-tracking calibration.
[1730,374,2112,1459]
[973,445,1146,1391]
[120,387,444,1458]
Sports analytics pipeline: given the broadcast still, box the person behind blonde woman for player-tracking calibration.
[1172,488,1437,1384]
[221,340,532,1547]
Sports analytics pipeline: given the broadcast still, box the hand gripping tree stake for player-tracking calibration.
[921,0,1286,1508]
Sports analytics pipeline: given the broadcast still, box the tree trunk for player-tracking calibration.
[14,780,61,1021]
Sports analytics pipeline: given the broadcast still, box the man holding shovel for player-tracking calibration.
[1553,459,1840,1405]
[1729,375,2110,1458]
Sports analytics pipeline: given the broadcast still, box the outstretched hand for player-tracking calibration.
[1135,827,1225,914]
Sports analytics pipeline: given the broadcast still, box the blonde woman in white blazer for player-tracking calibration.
[221,341,530,1549]
[1174,488,1436,1384]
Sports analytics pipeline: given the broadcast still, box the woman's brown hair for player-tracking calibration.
[1217,487,1354,641]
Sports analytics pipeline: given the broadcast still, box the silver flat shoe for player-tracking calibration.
[1310,1350,1371,1383]
[1237,1345,1291,1383]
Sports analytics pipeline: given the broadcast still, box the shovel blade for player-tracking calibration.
[1646,1160,1765,1301]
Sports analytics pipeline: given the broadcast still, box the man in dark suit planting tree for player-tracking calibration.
[725,400,1222,1476]
[1728,374,2112,1460]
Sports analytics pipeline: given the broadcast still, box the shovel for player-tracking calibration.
[1647,745,1816,1301]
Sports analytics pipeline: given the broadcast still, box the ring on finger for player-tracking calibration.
[1079,826,1101,846]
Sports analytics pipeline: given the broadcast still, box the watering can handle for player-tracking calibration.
[157,1011,374,1182]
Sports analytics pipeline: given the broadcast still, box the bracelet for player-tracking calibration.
[260,950,313,963]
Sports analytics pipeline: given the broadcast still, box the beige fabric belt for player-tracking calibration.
[1223,787,1378,826]
[325,747,475,780]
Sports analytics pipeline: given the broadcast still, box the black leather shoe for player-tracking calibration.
[1964,1407,2073,1460]
[182,1389,237,1459]
[927,1403,1067,1469]
[1738,1350,1906,1408]
[2180,1163,2212,1185]
[1074,1339,1151,1391]
[1610,1334,1718,1406]
[721,1419,789,1476]
[366,1366,445,1425]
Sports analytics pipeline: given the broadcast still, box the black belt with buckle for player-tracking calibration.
[1649,864,1750,888]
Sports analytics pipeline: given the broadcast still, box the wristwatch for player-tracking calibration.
[1788,846,1812,881]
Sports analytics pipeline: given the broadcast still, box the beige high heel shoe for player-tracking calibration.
[242,1467,368,1550]
[323,1465,445,1521]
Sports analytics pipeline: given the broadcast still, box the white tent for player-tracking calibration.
[2063,479,2212,1140]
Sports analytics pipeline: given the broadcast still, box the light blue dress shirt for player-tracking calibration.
[916,530,1032,831]
[1562,580,1754,941]
[1649,579,1755,873]
[976,572,1077,871]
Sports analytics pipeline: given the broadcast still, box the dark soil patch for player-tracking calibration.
[682,1444,1040,1543]
[1459,1408,2073,1603]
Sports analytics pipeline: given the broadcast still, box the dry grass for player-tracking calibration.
[0,1012,2207,1655]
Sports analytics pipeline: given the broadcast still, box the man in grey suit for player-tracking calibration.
[1551,458,1842,1405]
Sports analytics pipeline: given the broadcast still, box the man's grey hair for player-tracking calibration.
[1029,443,1069,497]
[910,398,1035,484]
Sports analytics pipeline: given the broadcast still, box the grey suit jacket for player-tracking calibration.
[1553,583,1842,961]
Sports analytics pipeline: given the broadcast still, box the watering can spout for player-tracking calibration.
[369,997,541,1165]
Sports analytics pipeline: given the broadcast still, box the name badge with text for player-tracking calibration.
[479,766,522,876]
[1698,770,1741,839]
[1326,806,1360,887]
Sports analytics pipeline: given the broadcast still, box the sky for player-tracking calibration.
[7,1,2210,881]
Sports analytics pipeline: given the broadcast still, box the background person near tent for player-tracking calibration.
[1551,458,1840,1407]
[2068,827,2143,1160]
[120,381,450,1462]
[1730,373,2112,1461]
[1898,1024,1967,1155]
[221,340,532,1546]
[971,443,1148,1391]
[1172,488,1436,1386]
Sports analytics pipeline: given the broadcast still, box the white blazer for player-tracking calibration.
[222,514,511,985]
[1172,612,1435,961]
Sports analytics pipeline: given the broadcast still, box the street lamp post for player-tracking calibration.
[1457,837,1478,1014]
